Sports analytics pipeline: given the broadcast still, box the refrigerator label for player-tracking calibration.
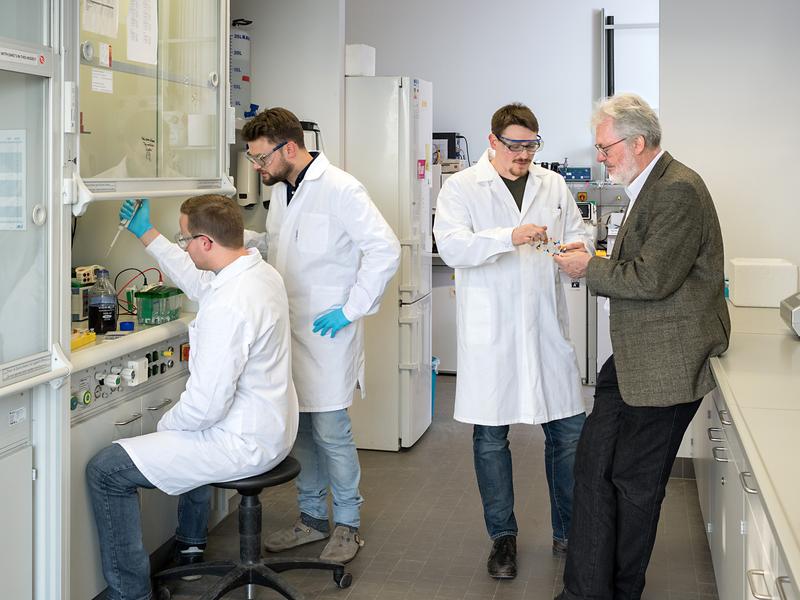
[417,159,426,180]
[9,406,26,427]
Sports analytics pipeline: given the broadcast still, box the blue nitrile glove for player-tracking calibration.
[312,308,352,338]
[119,198,152,238]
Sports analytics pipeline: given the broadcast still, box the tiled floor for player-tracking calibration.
[166,375,718,599]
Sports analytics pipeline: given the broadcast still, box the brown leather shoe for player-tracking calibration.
[487,535,517,579]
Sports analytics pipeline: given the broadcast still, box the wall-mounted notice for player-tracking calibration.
[127,0,158,65]
[82,0,120,39]
[91,68,113,94]
[0,130,26,231]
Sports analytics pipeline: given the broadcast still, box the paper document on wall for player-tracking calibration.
[0,130,26,231]
[91,68,113,94]
[127,0,158,65]
[82,0,119,38]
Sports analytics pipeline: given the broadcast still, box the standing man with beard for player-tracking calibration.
[434,103,593,579]
[553,93,729,599]
[240,108,400,563]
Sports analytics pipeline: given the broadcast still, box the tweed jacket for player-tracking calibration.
[587,152,730,407]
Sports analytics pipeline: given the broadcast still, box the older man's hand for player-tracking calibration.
[554,248,592,279]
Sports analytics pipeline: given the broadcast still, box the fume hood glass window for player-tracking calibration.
[0,70,48,365]
[79,0,221,179]
[0,0,48,46]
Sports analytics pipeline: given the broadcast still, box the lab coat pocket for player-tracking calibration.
[297,212,330,254]
[310,285,348,321]
[460,287,493,346]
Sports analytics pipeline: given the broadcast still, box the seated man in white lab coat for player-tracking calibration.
[434,103,593,579]
[86,194,299,600]
[240,107,401,563]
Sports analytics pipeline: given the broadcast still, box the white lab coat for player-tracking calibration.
[245,152,400,412]
[434,149,593,426]
[117,238,299,495]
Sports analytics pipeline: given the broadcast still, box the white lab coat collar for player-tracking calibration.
[474,148,498,182]
[209,248,263,290]
[298,151,330,184]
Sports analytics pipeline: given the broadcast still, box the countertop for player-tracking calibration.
[71,313,195,372]
[710,302,800,585]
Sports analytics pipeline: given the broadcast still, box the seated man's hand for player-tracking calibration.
[120,198,153,238]
[312,308,352,338]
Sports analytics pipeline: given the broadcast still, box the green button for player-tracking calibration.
[82,391,92,405]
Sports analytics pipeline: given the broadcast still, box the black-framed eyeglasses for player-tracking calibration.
[496,134,543,154]
[174,232,212,250]
[594,137,628,158]
[245,140,288,169]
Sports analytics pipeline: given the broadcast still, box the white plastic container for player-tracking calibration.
[345,44,375,76]
[728,258,798,307]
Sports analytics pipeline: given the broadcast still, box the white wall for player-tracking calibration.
[346,1,658,173]
[661,0,800,269]
[231,0,345,166]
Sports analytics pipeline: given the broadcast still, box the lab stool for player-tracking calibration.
[153,457,351,599]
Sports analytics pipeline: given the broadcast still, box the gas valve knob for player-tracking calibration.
[96,372,122,386]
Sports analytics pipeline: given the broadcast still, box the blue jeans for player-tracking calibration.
[86,443,211,600]
[473,412,586,542]
[291,409,363,529]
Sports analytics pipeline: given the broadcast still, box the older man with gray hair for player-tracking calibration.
[553,93,730,599]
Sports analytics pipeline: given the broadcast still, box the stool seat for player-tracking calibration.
[212,457,300,495]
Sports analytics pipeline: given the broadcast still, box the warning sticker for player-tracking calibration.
[0,46,44,67]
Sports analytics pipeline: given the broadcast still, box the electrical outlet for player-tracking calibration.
[124,357,149,387]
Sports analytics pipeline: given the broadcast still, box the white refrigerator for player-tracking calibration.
[345,76,433,451]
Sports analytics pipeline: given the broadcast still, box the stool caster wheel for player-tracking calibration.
[333,570,352,588]
[155,586,171,600]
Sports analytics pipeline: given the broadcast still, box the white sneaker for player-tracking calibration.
[264,518,329,552]
[319,525,364,563]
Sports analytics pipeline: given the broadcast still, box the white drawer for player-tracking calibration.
[745,491,782,599]
[774,552,798,600]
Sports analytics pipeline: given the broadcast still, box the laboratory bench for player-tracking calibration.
[67,312,225,600]
[694,302,800,599]
[71,312,195,372]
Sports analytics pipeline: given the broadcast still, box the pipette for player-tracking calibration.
[105,199,142,257]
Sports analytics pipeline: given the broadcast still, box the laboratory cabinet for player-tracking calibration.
[70,372,188,600]
[694,388,799,599]
[139,382,181,553]
[0,390,33,600]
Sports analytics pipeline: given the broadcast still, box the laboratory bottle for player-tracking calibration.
[88,269,118,334]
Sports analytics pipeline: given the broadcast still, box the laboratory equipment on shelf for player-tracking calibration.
[135,285,184,325]
[345,76,433,451]
[230,19,253,119]
[87,269,118,334]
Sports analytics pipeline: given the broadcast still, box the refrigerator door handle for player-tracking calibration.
[399,239,419,296]
[398,313,421,371]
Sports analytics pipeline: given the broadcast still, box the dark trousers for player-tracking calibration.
[561,356,700,600]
